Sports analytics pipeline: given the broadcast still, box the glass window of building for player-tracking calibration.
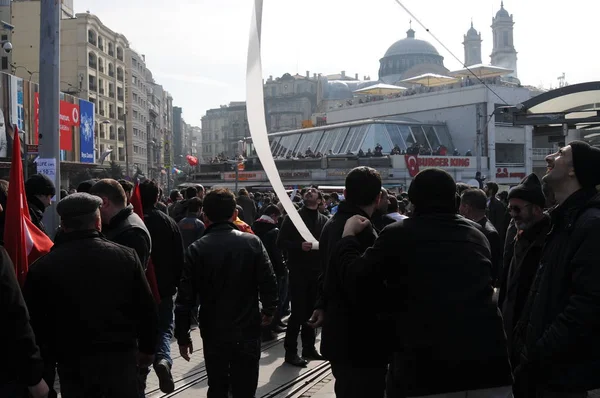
[339,125,367,154]
[496,143,525,165]
[316,127,348,154]
[385,124,408,150]
[433,125,454,150]
[360,124,393,153]
[410,126,430,149]
[423,126,441,148]
[294,131,323,156]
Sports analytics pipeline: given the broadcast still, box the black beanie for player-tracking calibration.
[77,179,97,193]
[25,174,56,197]
[569,141,600,190]
[508,173,545,208]
[408,168,456,214]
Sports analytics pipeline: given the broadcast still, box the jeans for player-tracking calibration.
[273,272,289,324]
[284,270,317,355]
[155,295,175,366]
[138,295,174,396]
[203,338,261,398]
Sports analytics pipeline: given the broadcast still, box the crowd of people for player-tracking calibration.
[2,140,600,398]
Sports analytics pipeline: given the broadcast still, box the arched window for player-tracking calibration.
[108,62,114,77]
[98,57,104,73]
[117,66,124,82]
[116,47,123,61]
[108,42,114,57]
[88,30,97,45]
[109,126,115,140]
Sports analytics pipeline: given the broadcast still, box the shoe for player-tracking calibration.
[302,349,325,361]
[154,359,175,393]
[285,354,308,367]
[272,324,287,333]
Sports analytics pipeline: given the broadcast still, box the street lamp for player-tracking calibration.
[226,156,246,193]
[102,117,129,178]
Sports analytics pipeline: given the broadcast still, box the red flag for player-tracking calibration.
[405,154,420,178]
[186,155,198,166]
[4,126,53,286]
[130,183,161,304]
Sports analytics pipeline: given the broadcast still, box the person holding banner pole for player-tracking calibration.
[277,188,328,367]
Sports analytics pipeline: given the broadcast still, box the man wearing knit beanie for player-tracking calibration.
[498,173,551,357]
[25,174,56,236]
[333,168,513,397]
[513,143,600,397]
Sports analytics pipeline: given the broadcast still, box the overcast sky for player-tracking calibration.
[75,0,597,126]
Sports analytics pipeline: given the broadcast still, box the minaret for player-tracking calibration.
[491,1,518,77]
[463,20,482,66]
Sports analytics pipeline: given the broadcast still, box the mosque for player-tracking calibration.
[378,1,518,84]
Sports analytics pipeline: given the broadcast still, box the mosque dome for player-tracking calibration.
[384,28,440,57]
[496,2,510,18]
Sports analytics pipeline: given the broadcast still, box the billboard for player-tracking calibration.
[78,99,94,163]
[34,92,80,151]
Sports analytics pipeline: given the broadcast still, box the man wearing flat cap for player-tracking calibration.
[513,142,600,397]
[23,193,158,398]
[497,174,551,358]
[25,174,56,236]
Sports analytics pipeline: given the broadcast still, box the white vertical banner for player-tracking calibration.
[246,0,318,248]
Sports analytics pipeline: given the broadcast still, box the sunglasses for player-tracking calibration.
[508,204,532,214]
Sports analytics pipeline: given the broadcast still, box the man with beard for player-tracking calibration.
[497,174,550,355]
[513,142,600,397]
[277,188,328,367]
[314,166,388,398]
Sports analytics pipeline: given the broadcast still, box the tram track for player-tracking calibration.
[259,361,332,398]
[149,333,286,398]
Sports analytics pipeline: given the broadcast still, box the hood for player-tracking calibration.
[252,218,278,235]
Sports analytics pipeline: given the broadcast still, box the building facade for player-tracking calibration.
[463,22,483,67]
[173,106,183,166]
[491,2,518,78]
[201,106,227,161]
[264,72,318,133]
[126,48,148,175]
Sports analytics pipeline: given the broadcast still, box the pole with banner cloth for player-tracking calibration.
[246,0,318,248]
[37,0,61,238]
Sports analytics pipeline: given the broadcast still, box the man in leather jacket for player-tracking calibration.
[175,188,278,398]
[25,174,56,236]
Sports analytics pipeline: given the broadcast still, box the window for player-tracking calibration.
[108,42,114,57]
[1,57,7,70]
[294,131,323,156]
[503,31,509,47]
[1,35,7,41]
[359,124,393,154]
[410,126,429,148]
[117,67,123,82]
[88,52,97,68]
[116,47,123,61]
[315,127,349,154]
[423,126,441,148]
[88,30,97,45]
[108,63,114,77]
[496,143,524,165]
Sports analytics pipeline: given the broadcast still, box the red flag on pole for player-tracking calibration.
[4,126,53,286]
[130,183,161,304]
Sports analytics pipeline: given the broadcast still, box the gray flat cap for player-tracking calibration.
[57,192,102,219]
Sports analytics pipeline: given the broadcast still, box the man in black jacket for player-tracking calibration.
[277,187,329,367]
[238,188,258,227]
[253,204,287,341]
[497,174,550,355]
[23,193,158,398]
[0,245,48,398]
[333,168,513,397]
[90,179,152,269]
[485,181,508,242]
[459,188,503,285]
[175,189,278,398]
[139,180,185,394]
[513,142,600,397]
[25,174,56,236]
[316,166,389,398]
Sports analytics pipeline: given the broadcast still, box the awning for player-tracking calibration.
[497,81,600,127]
[353,83,407,96]
[449,64,513,79]
[401,73,459,87]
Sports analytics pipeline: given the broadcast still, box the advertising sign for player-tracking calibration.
[34,92,80,151]
[78,99,95,163]
[405,155,472,177]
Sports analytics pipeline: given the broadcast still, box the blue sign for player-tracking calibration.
[79,99,95,163]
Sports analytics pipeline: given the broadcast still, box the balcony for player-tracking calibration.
[533,148,554,161]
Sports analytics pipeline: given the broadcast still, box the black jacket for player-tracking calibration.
[102,205,152,269]
[318,201,389,365]
[498,215,550,352]
[28,196,47,236]
[0,246,44,386]
[237,195,257,227]
[514,190,600,392]
[487,196,508,242]
[476,216,504,285]
[22,230,158,364]
[253,218,286,277]
[276,206,328,274]
[175,223,278,343]
[143,207,185,299]
[331,212,513,396]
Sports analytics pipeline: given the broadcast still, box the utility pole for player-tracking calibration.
[38,0,61,237]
